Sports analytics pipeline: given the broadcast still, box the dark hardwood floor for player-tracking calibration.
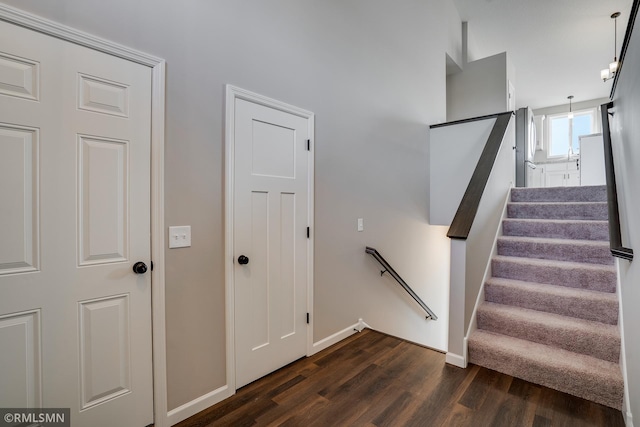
[174,329,625,427]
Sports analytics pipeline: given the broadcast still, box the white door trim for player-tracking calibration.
[0,5,169,427]
[225,85,315,393]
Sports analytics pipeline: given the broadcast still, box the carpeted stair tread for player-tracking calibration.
[502,218,609,241]
[510,185,607,203]
[497,235,613,265]
[471,185,622,409]
[507,202,608,220]
[468,330,623,409]
[477,302,620,362]
[492,255,616,293]
[484,277,618,324]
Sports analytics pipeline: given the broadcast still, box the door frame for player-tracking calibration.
[224,85,315,393]
[0,5,170,427]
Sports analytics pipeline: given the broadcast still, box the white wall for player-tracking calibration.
[446,0,463,70]
[507,56,516,109]
[463,21,481,63]
[0,0,462,415]
[609,12,640,423]
[447,52,509,121]
[429,118,495,225]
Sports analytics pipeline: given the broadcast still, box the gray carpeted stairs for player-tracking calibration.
[468,185,623,409]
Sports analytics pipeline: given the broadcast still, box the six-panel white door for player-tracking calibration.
[0,21,153,426]
[233,97,311,388]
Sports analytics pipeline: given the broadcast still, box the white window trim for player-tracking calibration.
[545,107,597,159]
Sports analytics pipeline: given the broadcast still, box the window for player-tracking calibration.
[548,110,595,157]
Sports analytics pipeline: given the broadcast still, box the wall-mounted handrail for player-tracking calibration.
[365,246,437,320]
[610,0,640,98]
[600,102,633,261]
[447,112,514,240]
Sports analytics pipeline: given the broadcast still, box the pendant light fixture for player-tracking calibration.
[567,95,574,119]
[601,12,621,82]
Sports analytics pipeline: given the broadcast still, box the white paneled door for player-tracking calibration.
[0,21,153,426]
[233,95,312,388]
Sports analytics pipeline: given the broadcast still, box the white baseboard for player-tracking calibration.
[311,318,370,355]
[166,384,234,426]
[354,318,368,332]
[445,352,466,368]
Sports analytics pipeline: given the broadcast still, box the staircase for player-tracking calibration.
[467,185,624,409]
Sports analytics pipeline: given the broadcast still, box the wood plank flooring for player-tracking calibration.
[174,329,625,427]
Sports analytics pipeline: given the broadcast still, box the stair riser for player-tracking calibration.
[507,203,608,220]
[497,240,614,265]
[511,186,608,203]
[468,340,623,409]
[492,259,616,293]
[477,186,622,410]
[476,309,620,362]
[502,220,609,241]
[484,283,619,324]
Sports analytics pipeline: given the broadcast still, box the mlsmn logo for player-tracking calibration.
[1,408,70,427]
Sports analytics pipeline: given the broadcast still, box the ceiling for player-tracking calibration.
[452,0,634,110]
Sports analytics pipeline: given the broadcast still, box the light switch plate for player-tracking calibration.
[169,225,191,248]
[357,218,364,232]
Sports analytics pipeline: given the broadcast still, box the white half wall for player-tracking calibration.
[463,119,515,329]
[429,118,495,225]
[447,116,515,361]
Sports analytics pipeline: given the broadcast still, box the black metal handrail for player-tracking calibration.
[429,110,514,130]
[365,247,437,320]
[610,0,640,98]
[600,102,633,261]
[447,112,514,239]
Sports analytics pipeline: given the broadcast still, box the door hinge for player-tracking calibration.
[307,227,310,238]
[150,261,154,271]
[306,313,310,324]
[307,139,311,151]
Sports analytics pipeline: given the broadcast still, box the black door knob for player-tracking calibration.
[133,261,148,274]
[238,255,249,265]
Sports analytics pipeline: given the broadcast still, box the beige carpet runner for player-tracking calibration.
[468,185,623,409]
